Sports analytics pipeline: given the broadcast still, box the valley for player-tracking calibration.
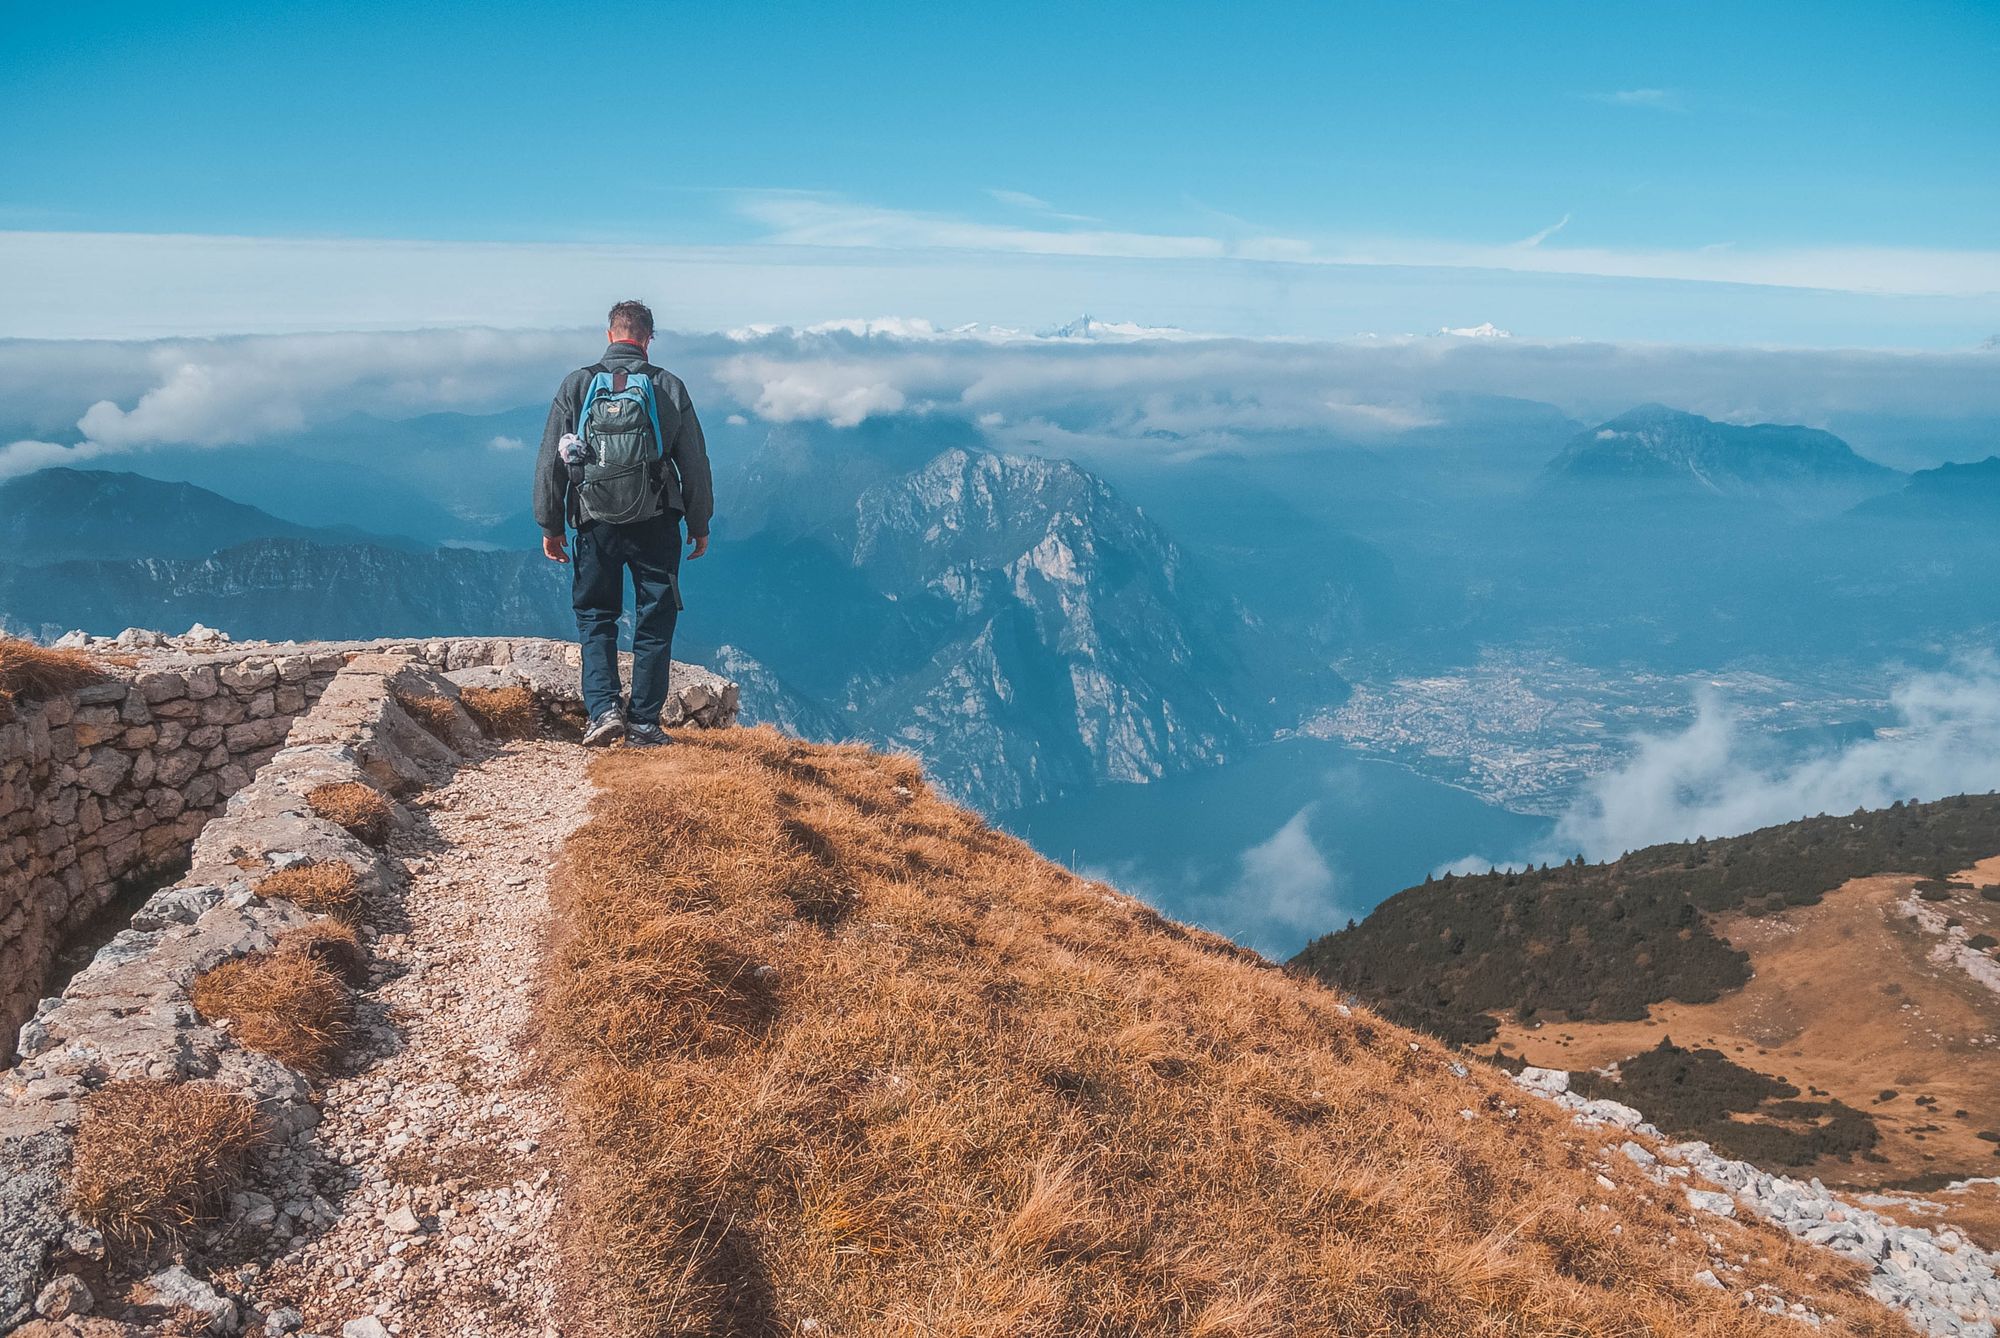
[1306,650,1889,813]
[9,392,2000,973]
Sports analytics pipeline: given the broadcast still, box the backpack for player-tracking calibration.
[570,363,665,526]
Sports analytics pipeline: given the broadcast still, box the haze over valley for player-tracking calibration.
[8,323,2000,953]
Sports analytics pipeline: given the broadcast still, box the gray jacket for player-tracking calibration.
[533,342,715,538]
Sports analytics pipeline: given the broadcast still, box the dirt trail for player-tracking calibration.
[245,740,591,1338]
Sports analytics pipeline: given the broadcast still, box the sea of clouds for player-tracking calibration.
[6,322,2000,480]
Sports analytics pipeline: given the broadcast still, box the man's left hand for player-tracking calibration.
[688,533,709,560]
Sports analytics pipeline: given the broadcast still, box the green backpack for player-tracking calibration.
[571,363,665,526]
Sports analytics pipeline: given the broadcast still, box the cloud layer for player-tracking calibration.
[8,322,2000,479]
[1546,658,2000,862]
[5,228,1998,350]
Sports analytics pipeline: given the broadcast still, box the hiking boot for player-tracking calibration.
[624,722,671,748]
[582,709,626,747]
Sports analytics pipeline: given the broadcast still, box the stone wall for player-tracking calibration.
[0,635,740,1053]
[0,636,736,1327]
[1,649,347,1049]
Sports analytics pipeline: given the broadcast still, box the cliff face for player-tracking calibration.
[847,448,1246,808]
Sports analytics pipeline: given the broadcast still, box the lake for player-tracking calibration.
[999,737,1552,960]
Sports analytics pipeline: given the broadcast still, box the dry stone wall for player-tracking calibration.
[1,649,345,1050]
[0,635,735,1328]
[1,634,739,1053]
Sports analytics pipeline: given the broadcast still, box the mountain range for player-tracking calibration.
[0,468,415,562]
[0,441,1274,811]
[1852,454,2000,522]
[5,399,1993,813]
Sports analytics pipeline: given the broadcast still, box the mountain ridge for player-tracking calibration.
[1542,404,1904,515]
[0,469,418,564]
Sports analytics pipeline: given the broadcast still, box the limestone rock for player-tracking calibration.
[33,1273,92,1319]
[139,1265,237,1333]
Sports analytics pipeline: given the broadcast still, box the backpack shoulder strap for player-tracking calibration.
[575,364,613,436]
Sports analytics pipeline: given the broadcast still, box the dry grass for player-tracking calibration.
[460,684,541,739]
[275,919,369,985]
[307,781,393,846]
[254,860,364,919]
[393,689,461,743]
[538,727,1910,1337]
[190,946,354,1075]
[0,638,105,716]
[67,1080,263,1249]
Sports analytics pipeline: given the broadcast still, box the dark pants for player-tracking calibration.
[571,513,681,727]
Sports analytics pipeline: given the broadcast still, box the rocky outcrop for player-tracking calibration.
[1514,1067,2000,1336]
[0,635,736,1327]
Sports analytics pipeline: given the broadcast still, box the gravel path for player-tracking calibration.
[241,740,591,1338]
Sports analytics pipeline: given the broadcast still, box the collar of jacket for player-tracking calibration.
[599,341,651,367]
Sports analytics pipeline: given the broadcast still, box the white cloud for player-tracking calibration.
[4,228,1998,350]
[1544,658,2000,861]
[7,324,2000,454]
[1514,214,1572,249]
[1233,805,1348,936]
[1592,88,1686,112]
[987,188,1054,211]
[727,194,2000,300]
[0,328,581,471]
[719,355,911,427]
[486,434,526,451]
[0,438,115,480]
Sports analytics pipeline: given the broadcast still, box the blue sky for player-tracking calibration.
[3,0,1997,345]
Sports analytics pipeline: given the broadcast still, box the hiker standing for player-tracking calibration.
[533,300,713,748]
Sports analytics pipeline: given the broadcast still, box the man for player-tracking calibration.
[533,300,713,748]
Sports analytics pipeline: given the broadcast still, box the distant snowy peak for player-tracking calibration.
[1435,322,1512,339]
[724,314,1196,344]
[1036,313,1194,341]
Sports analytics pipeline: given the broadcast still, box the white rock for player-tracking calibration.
[1515,1065,1570,1095]
[34,1273,94,1319]
[383,1205,422,1234]
[342,1320,392,1338]
[1686,1188,1737,1218]
[143,1264,239,1333]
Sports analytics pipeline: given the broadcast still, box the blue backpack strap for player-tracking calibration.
[574,363,612,437]
[633,363,666,456]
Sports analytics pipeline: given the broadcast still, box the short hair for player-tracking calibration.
[607,300,655,341]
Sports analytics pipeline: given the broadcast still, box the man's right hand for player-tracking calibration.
[542,533,569,564]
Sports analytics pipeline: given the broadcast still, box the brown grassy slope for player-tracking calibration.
[1491,867,2000,1202]
[539,728,1910,1338]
